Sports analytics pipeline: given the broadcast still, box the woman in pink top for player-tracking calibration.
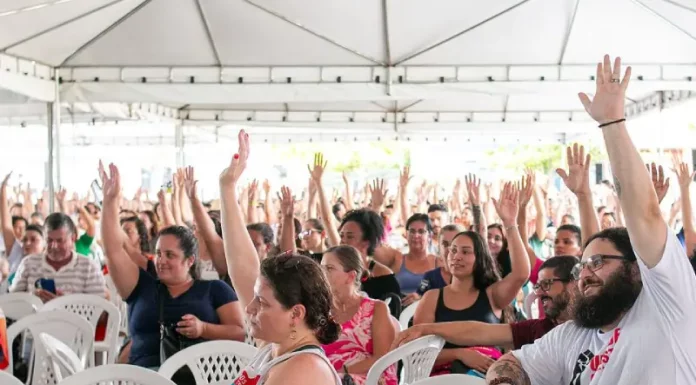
[321,245,398,385]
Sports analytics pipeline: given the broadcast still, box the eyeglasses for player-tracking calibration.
[298,229,320,240]
[532,279,567,293]
[571,254,627,280]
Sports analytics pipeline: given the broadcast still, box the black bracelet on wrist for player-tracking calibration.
[598,118,626,128]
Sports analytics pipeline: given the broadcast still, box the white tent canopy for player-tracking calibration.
[0,0,695,139]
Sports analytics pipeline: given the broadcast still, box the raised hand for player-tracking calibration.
[307,153,327,182]
[220,130,250,187]
[369,178,388,210]
[263,179,271,195]
[98,160,107,186]
[492,182,519,227]
[56,187,67,203]
[464,173,482,206]
[102,163,122,203]
[578,55,631,124]
[277,186,294,218]
[183,166,198,200]
[517,170,535,208]
[672,153,695,189]
[556,143,592,196]
[248,179,259,201]
[1,172,12,190]
[399,166,412,189]
[646,163,669,204]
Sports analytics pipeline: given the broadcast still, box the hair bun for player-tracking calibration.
[316,317,341,344]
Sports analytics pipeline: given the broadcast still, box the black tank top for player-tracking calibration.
[434,288,500,349]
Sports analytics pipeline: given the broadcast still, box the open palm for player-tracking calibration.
[220,130,250,187]
[492,182,519,226]
[102,163,122,203]
[183,166,198,200]
[308,153,327,182]
[578,55,631,124]
[556,144,591,196]
[464,173,481,206]
[277,186,295,218]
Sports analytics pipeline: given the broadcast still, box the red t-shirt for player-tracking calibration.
[510,317,556,349]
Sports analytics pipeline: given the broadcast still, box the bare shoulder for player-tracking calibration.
[371,259,394,277]
[265,353,337,385]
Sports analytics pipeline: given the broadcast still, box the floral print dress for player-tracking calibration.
[323,297,397,385]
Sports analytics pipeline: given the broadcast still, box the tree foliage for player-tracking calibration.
[485,143,606,174]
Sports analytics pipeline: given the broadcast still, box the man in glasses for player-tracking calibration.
[487,55,696,385]
[391,256,579,352]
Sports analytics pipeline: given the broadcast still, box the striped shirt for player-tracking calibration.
[9,252,106,297]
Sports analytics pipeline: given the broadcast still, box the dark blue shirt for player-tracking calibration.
[417,267,448,295]
[125,268,238,367]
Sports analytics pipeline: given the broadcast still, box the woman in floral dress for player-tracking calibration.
[322,245,398,385]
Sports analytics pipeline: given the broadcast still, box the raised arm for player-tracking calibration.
[77,204,96,238]
[0,173,16,254]
[579,56,665,267]
[56,188,67,214]
[184,166,227,277]
[100,162,140,299]
[673,156,696,257]
[489,183,531,309]
[171,174,185,226]
[399,166,412,227]
[21,185,32,218]
[466,174,487,240]
[342,172,354,211]
[262,180,275,224]
[277,186,297,254]
[177,168,194,225]
[247,179,259,224]
[157,188,176,229]
[368,179,387,213]
[393,321,513,351]
[309,153,340,247]
[517,172,539,267]
[220,130,260,310]
[556,144,599,246]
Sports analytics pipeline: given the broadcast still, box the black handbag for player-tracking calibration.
[157,283,197,385]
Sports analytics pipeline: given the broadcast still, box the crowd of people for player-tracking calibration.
[1,55,695,385]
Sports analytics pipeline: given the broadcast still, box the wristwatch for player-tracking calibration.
[489,378,515,385]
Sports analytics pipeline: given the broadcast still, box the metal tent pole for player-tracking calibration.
[47,102,55,213]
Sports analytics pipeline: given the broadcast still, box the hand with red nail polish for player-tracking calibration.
[220,130,250,188]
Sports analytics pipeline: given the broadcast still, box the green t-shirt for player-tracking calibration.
[529,233,548,259]
[75,233,94,256]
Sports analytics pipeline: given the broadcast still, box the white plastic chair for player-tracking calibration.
[412,374,486,384]
[60,364,176,385]
[104,275,129,337]
[36,333,85,383]
[399,300,420,330]
[365,335,445,385]
[523,292,539,320]
[243,318,258,347]
[0,370,24,385]
[41,294,121,365]
[0,292,43,321]
[158,340,258,384]
[0,279,9,294]
[6,311,94,385]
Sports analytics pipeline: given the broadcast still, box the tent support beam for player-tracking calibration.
[663,0,696,14]
[0,0,127,52]
[393,0,534,65]
[54,70,62,190]
[243,0,386,66]
[46,102,55,213]
[60,0,154,66]
[175,123,184,168]
[558,0,581,64]
[630,0,696,42]
[194,0,222,68]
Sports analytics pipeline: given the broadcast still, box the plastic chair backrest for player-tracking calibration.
[60,364,176,385]
[365,335,444,385]
[0,370,24,385]
[399,300,419,330]
[40,294,121,364]
[158,340,258,384]
[412,374,486,385]
[37,333,85,383]
[523,292,539,320]
[0,293,43,321]
[6,311,94,385]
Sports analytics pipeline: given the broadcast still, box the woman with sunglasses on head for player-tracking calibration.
[220,131,343,385]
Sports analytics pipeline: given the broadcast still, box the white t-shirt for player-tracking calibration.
[513,227,696,385]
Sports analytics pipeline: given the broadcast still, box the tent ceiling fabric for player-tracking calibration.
[0,0,695,135]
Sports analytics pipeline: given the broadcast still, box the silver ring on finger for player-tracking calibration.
[610,78,620,83]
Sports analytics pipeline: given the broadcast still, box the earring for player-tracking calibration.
[290,323,297,340]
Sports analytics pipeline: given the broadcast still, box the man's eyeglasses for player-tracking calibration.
[532,279,568,293]
[571,254,628,280]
